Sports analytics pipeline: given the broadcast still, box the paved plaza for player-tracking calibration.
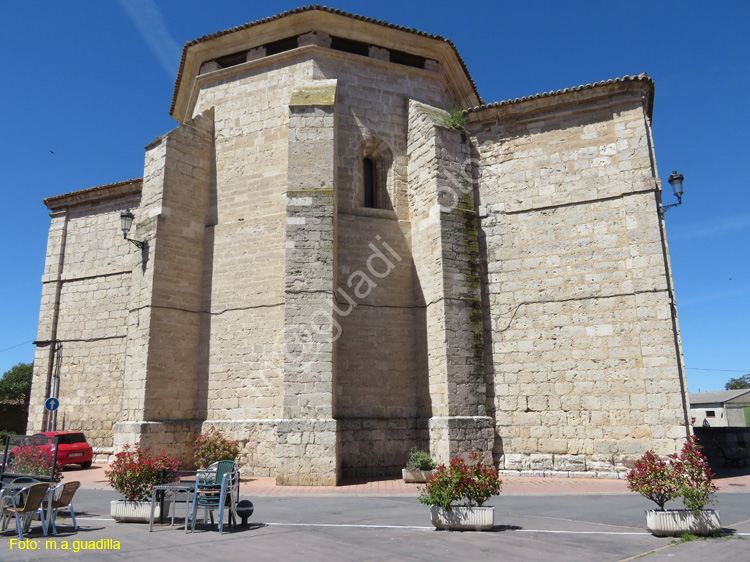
[2,465,749,561]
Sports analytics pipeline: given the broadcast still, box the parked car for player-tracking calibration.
[34,431,94,469]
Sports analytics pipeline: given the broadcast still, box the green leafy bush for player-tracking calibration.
[626,450,680,510]
[626,436,717,515]
[674,436,718,515]
[105,444,180,502]
[406,447,435,471]
[418,452,502,511]
[193,427,240,469]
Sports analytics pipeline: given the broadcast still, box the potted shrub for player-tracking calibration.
[627,436,720,536]
[193,427,240,469]
[402,447,435,483]
[106,443,180,522]
[418,452,502,531]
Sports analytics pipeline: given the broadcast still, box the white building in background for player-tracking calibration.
[689,390,750,428]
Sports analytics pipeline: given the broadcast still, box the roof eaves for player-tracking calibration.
[43,178,143,209]
[169,5,480,117]
[465,73,654,118]
[688,389,750,405]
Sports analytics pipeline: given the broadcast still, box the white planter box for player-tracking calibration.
[645,509,721,537]
[430,506,494,531]
[111,500,170,523]
[402,469,434,483]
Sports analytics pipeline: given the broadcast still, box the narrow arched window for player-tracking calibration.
[360,138,393,210]
[363,157,375,208]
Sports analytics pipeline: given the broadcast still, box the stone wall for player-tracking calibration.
[407,100,494,466]
[109,108,215,458]
[470,84,689,473]
[29,195,138,455]
[694,427,750,471]
[276,80,340,485]
[316,50,449,475]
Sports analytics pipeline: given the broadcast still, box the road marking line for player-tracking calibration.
[72,518,750,538]
[516,529,650,535]
[266,523,647,535]
[266,523,433,531]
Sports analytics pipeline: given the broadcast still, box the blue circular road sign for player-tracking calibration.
[45,397,59,411]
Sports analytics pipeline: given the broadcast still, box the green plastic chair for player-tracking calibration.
[203,461,235,487]
[189,461,239,534]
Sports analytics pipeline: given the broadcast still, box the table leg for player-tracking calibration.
[47,491,54,535]
[149,491,158,532]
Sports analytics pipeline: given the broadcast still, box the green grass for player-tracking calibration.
[444,103,466,131]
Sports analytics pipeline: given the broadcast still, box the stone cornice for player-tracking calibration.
[171,7,480,121]
[183,46,454,123]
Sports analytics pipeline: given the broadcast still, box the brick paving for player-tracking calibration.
[63,463,750,496]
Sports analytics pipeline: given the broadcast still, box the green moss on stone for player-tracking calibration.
[454,189,484,376]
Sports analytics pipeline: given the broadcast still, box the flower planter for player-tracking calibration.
[402,469,434,483]
[430,506,494,531]
[111,500,170,523]
[645,509,721,537]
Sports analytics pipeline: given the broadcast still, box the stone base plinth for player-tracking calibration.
[428,416,494,466]
[112,421,196,462]
[276,418,340,485]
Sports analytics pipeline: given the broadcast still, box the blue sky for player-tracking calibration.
[1,0,748,392]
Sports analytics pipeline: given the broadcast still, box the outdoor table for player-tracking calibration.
[148,483,196,532]
[148,470,209,532]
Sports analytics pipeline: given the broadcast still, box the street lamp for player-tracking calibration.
[120,210,144,248]
[660,171,684,214]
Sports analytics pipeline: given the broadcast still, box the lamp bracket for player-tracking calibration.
[125,237,144,249]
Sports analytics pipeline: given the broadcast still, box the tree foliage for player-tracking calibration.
[725,374,750,390]
[0,362,33,403]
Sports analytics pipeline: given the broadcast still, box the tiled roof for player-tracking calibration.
[465,73,654,116]
[43,178,142,208]
[170,5,480,116]
[689,389,750,405]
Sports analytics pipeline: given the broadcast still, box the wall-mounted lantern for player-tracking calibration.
[120,210,144,248]
[660,171,684,214]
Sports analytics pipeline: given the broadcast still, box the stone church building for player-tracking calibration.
[29,7,690,485]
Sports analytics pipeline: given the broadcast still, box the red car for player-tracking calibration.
[34,431,94,469]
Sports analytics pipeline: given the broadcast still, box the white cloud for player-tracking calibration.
[677,287,750,308]
[669,214,750,242]
[116,0,182,78]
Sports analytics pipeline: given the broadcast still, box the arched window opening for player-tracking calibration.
[363,157,376,208]
[360,138,393,211]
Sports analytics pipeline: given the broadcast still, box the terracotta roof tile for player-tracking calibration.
[169,5,479,116]
[43,178,142,208]
[465,73,654,117]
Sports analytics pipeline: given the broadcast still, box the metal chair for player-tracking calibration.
[46,481,80,535]
[189,461,239,534]
[1,483,49,538]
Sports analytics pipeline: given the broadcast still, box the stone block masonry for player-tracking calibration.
[277,80,340,485]
[30,8,688,483]
[471,82,690,472]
